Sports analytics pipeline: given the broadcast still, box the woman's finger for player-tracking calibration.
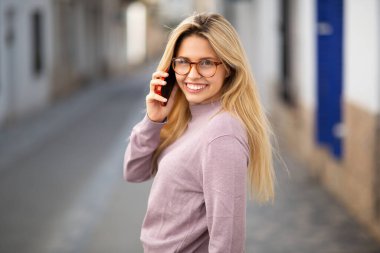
[146,92,168,103]
[150,73,168,92]
[150,79,166,89]
[152,71,168,80]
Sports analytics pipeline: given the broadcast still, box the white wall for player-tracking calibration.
[234,0,281,112]
[194,0,225,14]
[18,0,53,116]
[0,0,53,125]
[0,0,9,124]
[158,0,226,24]
[73,2,88,75]
[291,0,316,109]
[234,1,255,71]
[344,0,380,113]
[158,0,194,23]
[101,0,127,73]
[126,2,147,65]
[0,1,21,124]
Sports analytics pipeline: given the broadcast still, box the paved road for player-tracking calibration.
[0,64,154,253]
[0,62,379,253]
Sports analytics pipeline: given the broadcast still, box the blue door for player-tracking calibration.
[316,0,344,158]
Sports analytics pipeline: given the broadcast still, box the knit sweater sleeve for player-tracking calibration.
[123,115,165,182]
[202,135,248,253]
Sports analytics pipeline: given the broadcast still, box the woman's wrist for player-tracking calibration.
[147,114,167,123]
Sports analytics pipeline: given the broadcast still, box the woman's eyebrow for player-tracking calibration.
[199,57,218,60]
[175,56,218,61]
[175,56,189,60]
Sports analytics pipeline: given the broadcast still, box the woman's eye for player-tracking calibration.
[176,59,188,65]
[199,60,213,67]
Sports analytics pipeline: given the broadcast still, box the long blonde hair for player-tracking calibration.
[152,13,275,203]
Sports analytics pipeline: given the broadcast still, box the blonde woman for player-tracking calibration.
[124,13,275,252]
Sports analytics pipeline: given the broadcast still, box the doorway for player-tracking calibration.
[316,0,344,159]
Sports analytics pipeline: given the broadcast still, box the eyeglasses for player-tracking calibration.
[172,57,223,78]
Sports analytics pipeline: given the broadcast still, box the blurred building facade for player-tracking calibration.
[0,0,125,125]
[0,0,167,127]
[274,0,380,242]
[1,0,54,126]
[227,0,380,242]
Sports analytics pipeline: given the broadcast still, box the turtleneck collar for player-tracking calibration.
[189,100,222,120]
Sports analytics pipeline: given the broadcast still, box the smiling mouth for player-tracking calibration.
[185,83,207,92]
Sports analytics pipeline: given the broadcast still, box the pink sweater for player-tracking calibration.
[124,101,249,252]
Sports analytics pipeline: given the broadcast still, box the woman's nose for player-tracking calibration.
[187,64,202,79]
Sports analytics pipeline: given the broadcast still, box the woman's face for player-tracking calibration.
[174,35,228,105]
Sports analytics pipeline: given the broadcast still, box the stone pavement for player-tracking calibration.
[246,155,380,253]
[0,61,380,253]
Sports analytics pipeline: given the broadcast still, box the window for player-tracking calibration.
[31,10,44,76]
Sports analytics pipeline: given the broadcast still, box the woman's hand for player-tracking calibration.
[146,70,178,122]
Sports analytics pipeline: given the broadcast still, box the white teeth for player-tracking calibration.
[186,83,206,91]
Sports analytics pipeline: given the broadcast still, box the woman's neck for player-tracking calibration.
[189,100,222,119]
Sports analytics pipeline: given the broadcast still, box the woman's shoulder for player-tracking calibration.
[205,110,248,144]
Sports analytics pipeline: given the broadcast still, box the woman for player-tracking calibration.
[124,13,275,252]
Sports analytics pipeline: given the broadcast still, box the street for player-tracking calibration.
[0,63,379,253]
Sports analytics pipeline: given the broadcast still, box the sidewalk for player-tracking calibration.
[246,152,380,252]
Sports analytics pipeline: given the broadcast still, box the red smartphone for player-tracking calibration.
[154,66,176,106]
